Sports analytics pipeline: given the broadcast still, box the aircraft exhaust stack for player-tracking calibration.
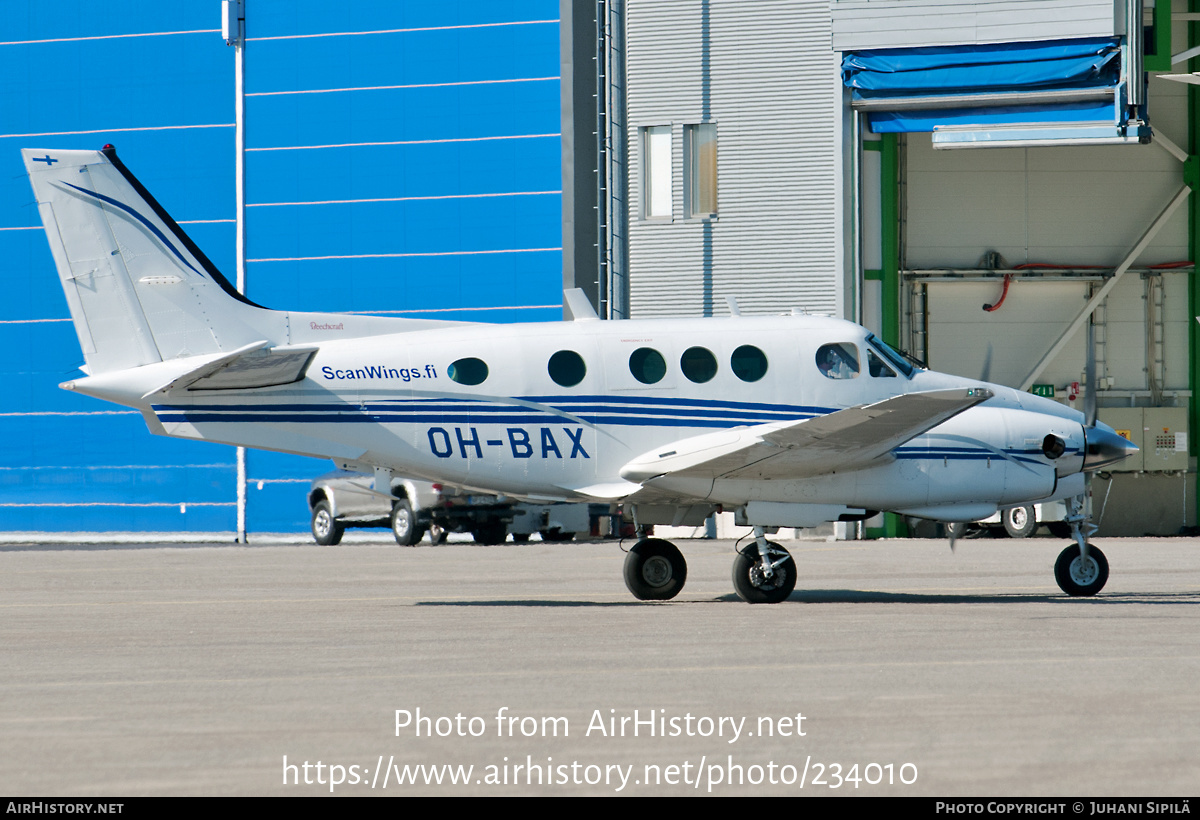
[1042,434,1066,460]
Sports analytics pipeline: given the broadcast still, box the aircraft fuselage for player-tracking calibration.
[70,313,1089,521]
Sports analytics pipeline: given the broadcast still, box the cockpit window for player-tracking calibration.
[868,350,896,378]
[816,343,859,380]
[865,333,916,378]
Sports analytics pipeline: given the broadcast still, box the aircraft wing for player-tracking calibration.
[141,340,319,397]
[620,387,993,482]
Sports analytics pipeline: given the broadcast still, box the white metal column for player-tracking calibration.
[223,0,248,542]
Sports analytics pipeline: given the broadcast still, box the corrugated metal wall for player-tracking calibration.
[831,0,1119,51]
[0,0,561,533]
[624,0,841,318]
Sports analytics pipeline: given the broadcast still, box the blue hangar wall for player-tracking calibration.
[0,1,563,532]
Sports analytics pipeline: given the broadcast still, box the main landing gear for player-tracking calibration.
[1054,495,1108,597]
[621,526,796,604]
[623,538,688,600]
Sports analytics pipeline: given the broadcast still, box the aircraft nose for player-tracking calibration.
[1082,424,1139,471]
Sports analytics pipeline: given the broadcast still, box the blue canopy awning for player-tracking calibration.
[868,99,1117,134]
[842,37,1127,135]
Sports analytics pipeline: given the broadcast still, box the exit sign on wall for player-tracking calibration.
[1031,384,1055,397]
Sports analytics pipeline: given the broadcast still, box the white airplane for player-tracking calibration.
[22,146,1138,603]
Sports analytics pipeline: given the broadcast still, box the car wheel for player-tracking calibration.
[311,500,343,546]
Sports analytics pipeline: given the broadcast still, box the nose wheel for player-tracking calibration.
[1054,543,1108,596]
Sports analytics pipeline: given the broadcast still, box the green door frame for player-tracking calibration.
[864,133,908,538]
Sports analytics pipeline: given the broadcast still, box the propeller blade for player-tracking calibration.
[946,521,961,552]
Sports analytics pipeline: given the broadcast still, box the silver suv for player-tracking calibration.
[308,470,514,546]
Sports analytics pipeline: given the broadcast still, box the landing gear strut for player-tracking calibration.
[731,527,796,604]
[1055,494,1108,596]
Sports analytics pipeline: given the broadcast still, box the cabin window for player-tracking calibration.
[816,343,859,379]
[680,346,717,383]
[868,350,896,378]
[447,357,488,386]
[730,345,767,382]
[548,350,586,387]
[629,347,667,384]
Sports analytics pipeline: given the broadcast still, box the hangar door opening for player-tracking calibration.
[897,87,1194,535]
[836,0,1197,535]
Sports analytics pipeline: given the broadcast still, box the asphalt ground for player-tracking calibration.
[1,534,1197,797]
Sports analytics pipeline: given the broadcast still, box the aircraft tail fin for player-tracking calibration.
[26,146,467,379]
[22,146,280,375]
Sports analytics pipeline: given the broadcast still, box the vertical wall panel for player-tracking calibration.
[0,3,238,532]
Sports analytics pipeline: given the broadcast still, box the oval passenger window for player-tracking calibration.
[548,350,586,387]
[629,347,667,384]
[730,345,768,382]
[680,346,717,383]
[447,357,488,386]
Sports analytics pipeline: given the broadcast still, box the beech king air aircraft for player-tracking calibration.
[23,146,1138,603]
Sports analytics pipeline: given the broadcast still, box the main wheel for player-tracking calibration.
[1003,506,1038,538]
[623,538,687,601]
[390,499,419,546]
[732,542,796,604]
[1054,543,1109,597]
[539,528,574,542]
[310,500,343,546]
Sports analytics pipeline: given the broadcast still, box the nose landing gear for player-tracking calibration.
[1055,495,1108,597]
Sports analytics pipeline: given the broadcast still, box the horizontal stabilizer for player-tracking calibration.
[621,387,993,482]
[142,341,318,397]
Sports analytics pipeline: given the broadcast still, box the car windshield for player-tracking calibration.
[865,333,917,379]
